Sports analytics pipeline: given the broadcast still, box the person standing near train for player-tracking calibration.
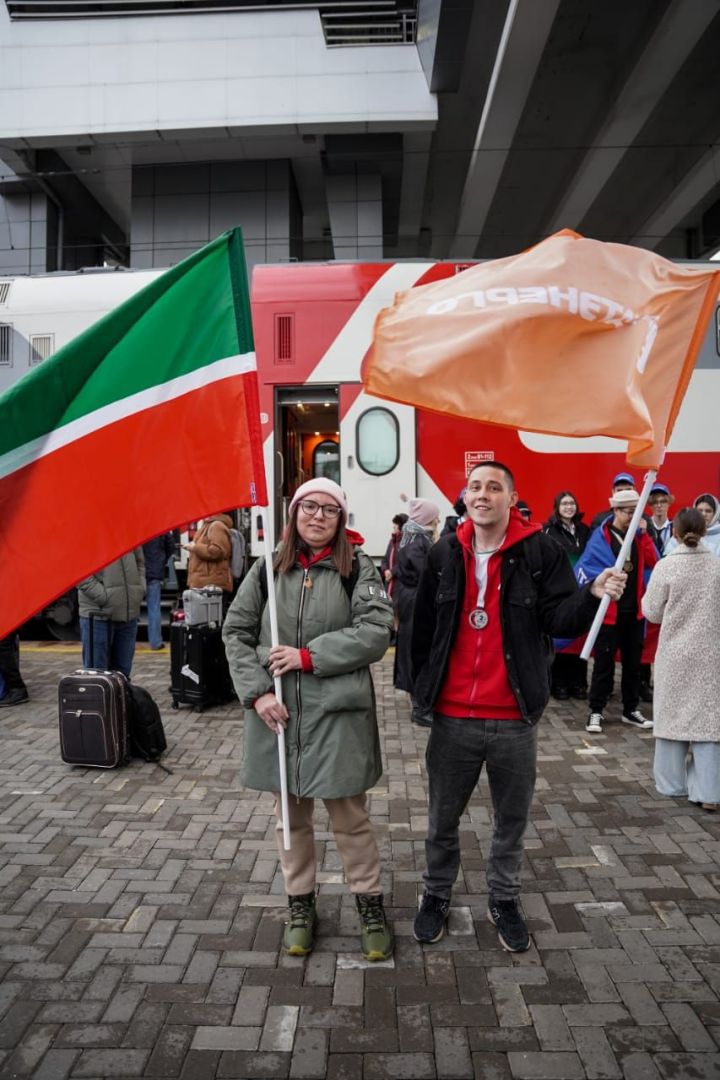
[642,507,720,811]
[222,478,394,961]
[409,461,626,952]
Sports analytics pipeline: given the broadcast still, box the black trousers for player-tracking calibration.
[589,612,644,714]
[424,715,538,901]
[0,634,26,694]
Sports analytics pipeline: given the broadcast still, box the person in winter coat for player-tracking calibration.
[223,478,394,962]
[642,508,720,811]
[409,461,627,954]
[544,491,590,700]
[185,513,233,593]
[393,498,440,728]
[142,531,175,650]
[576,488,658,734]
[77,549,146,677]
[665,494,720,558]
[380,512,408,599]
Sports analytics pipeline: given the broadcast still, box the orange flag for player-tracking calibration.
[362,230,719,467]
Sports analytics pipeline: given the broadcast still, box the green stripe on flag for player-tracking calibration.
[0,229,254,458]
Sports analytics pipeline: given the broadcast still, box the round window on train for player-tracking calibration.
[312,439,340,485]
[356,407,399,476]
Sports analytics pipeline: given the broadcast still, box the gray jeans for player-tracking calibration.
[423,714,538,901]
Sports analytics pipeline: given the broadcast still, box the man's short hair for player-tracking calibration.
[467,460,515,491]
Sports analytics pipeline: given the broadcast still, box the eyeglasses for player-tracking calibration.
[558,500,576,507]
[298,499,342,520]
[615,507,636,514]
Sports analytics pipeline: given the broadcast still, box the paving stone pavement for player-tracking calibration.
[0,643,718,1079]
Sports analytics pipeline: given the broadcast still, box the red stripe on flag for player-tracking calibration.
[0,372,266,636]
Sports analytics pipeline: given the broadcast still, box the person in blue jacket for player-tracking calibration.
[575,489,658,735]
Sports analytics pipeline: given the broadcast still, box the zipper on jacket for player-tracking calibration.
[120,558,130,622]
[294,567,309,794]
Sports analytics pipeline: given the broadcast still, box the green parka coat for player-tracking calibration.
[222,542,393,799]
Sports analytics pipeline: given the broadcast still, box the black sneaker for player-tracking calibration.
[552,686,570,700]
[413,891,450,943]
[487,896,530,952]
[570,685,588,700]
[0,688,29,708]
[622,709,653,730]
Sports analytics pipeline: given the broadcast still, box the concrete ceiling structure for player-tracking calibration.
[1,0,720,265]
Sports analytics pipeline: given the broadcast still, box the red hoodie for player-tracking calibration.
[435,512,541,720]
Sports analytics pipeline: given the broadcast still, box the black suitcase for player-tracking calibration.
[170,622,234,710]
[58,668,129,768]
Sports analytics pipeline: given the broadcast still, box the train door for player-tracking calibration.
[339,386,416,558]
[274,385,340,542]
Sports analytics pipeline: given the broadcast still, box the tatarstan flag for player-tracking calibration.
[0,228,267,637]
[363,230,720,468]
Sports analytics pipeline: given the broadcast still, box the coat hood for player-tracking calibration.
[206,513,233,529]
[694,494,720,533]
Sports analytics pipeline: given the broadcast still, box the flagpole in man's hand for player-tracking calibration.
[580,470,658,660]
[260,511,291,851]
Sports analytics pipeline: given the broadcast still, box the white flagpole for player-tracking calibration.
[259,508,291,851]
[580,470,657,661]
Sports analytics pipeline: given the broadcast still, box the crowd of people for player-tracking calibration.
[2,465,718,962]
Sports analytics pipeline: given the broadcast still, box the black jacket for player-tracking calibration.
[393,529,434,692]
[543,516,590,563]
[410,530,600,723]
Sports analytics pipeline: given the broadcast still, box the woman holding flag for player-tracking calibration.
[222,479,394,961]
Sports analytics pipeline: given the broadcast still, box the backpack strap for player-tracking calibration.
[258,554,360,604]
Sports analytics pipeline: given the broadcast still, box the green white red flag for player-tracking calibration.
[0,228,267,637]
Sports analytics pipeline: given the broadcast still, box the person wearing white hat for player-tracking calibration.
[576,488,659,734]
[223,477,395,963]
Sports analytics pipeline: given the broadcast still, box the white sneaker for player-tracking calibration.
[622,710,653,729]
[586,712,603,733]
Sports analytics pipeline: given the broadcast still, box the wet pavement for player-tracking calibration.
[0,643,718,1079]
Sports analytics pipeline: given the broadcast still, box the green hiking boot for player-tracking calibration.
[356,893,394,962]
[282,892,317,956]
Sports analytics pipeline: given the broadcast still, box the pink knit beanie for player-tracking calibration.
[288,478,348,522]
[408,498,440,526]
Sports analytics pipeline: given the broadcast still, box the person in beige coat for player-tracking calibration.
[184,513,233,593]
[641,508,720,811]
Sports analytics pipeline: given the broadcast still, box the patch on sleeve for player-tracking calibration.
[366,584,389,600]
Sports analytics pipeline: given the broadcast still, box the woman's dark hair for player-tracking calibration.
[274,507,355,577]
[392,513,408,528]
[553,490,579,517]
[452,496,466,517]
[672,507,706,549]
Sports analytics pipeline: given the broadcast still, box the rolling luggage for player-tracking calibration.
[182,586,223,626]
[58,667,130,768]
[170,622,234,710]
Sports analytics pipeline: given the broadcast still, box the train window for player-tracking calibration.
[0,282,10,305]
[30,334,54,366]
[356,407,399,476]
[312,439,340,484]
[0,323,11,366]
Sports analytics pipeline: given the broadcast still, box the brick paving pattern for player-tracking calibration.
[0,643,718,1078]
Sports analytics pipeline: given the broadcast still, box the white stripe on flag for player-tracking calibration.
[0,351,256,482]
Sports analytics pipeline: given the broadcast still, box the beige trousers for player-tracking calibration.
[273,793,381,896]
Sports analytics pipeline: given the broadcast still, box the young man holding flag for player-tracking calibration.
[410,461,627,952]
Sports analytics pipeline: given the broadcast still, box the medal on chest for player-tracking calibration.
[469,607,489,630]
